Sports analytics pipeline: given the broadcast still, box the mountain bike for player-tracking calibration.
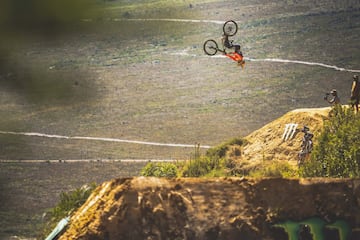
[203,20,238,56]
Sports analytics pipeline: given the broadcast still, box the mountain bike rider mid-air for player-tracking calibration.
[221,34,245,68]
[203,20,245,68]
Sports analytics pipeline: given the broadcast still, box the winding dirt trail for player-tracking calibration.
[0,130,212,149]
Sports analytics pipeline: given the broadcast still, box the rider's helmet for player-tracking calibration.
[330,89,337,96]
[354,75,359,81]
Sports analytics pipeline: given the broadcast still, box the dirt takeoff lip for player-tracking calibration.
[58,177,360,240]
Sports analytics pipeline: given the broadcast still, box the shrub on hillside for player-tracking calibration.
[206,138,246,160]
[39,183,97,238]
[300,105,360,177]
[140,162,178,177]
[180,156,221,177]
[248,160,298,178]
[140,138,246,178]
[179,138,246,177]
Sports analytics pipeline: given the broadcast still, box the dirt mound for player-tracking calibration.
[59,177,360,240]
[237,107,331,163]
[57,107,360,240]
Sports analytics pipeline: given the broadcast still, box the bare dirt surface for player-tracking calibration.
[59,177,360,240]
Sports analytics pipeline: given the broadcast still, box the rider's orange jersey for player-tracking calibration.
[225,52,243,62]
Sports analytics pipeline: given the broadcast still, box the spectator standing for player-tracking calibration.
[350,75,360,113]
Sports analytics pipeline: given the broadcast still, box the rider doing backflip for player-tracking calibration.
[203,20,246,68]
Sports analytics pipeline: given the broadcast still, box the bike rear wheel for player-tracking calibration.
[223,20,238,36]
[203,39,218,56]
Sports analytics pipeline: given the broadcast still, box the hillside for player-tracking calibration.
[1,0,360,160]
[241,107,330,162]
[1,0,360,239]
[55,106,360,240]
[58,177,360,240]
[1,107,356,239]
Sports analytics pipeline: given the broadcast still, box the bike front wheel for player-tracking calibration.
[203,39,218,56]
[223,20,238,36]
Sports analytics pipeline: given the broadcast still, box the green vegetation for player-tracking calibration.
[300,105,360,178]
[180,156,227,177]
[39,183,97,239]
[206,138,246,160]
[140,105,360,179]
[248,160,298,178]
[140,138,244,178]
[140,162,178,177]
[140,137,300,178]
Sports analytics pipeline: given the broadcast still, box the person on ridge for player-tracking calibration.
[324,89,340,105]
[350,75,360,113]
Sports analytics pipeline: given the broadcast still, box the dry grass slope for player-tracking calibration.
[241,107,331,163]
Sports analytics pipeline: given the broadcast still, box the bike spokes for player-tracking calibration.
[203,39,218,56]
[223,20,238,36]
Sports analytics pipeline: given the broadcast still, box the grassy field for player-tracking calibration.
[0,0,360,238]
[1,0,360,160]
[1,0,359,161]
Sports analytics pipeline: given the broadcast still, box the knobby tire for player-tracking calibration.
[203,39,218,56]
[223,20,238,36]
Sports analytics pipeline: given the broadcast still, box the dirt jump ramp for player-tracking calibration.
[59,177,360,240]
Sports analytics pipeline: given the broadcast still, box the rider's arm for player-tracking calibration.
[222,35,233,48]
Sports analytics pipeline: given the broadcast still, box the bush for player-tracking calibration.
[206,138,245,160]
[180,157,235,177]
[300,105,360,178]
[39,183,97,239]
[181,156,217,177]
[139,139,245,178]
[140,162,178,177]
[179,139,246,178]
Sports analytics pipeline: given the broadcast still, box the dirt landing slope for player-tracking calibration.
[240,107,331,163]
[59,177,360,240]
